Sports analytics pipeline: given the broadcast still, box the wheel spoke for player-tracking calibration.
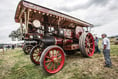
[57,56,62,60]
[36,49,39,52]
[49,63,54,70]
[53,50,57,56]
[54,50,57,56]
[89,36,93,39]
[89,48,93,51]
[46,56,51,59]
[45,60,52,63]
[90,42,93,45]
[37,56,40,62]
[33,54,38,57]
[35,54,39,61]
[53,63,55,70]
[49,51,53,57]
[85,48,89,53]
[56,62,60,67]
[46,62,51,67]
[56,50,58,56]
[52,50,54,56]
[36,56,39,61]
[33,55,38,59]
[34,50,39,54]
[57,51,61,57]
[86,38,89,42]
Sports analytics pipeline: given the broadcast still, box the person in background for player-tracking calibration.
[101,33,112,67]
[12,45,15,49]
[95,36,101,53]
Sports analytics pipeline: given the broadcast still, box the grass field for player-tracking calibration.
[0,44,118,79]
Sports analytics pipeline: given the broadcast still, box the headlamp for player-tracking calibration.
[33,20,41,28]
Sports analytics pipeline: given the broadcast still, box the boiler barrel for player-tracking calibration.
[41,36,55,45]
[41,36,73,46]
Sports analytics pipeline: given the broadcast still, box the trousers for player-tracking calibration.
[103,49,112,66]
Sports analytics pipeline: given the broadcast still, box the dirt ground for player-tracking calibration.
[0,48,118,79]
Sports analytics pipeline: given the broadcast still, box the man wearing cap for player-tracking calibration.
[101,33,112,67]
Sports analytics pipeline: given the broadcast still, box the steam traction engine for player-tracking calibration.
[15,0,95,74]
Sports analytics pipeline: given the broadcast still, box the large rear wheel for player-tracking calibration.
[79,32,95,57]
[40,45,65,74]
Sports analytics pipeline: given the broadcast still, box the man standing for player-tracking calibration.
[101,33,112,67]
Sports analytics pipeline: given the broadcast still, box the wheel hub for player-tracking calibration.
[53,57,58,63]
[87,43,90,48]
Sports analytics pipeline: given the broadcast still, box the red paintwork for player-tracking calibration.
[63,44,79,50]
[54,37,63,45]
[43,47,65,73]
[55,37,73,45]
[15,0,95,74]
[75,26,84,39]
[64,29,73,38]
[63,39,73,45]
[85,33,95,56]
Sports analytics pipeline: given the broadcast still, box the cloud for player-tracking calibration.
[92,20,118,37]
[0,0,20,43]
[108,0,118,10]
[56,0,110,12]
[0,0,118,43]
[89,0,110,6]
[85,0,118,27]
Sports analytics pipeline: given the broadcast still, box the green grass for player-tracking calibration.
[111,45,118,56]
[0,45,118,79]
[0,59,3,64]
[9,64,43,79]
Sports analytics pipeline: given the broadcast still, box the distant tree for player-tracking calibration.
[9,28,24,41]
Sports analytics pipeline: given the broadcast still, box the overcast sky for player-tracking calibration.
[0,0,118,43]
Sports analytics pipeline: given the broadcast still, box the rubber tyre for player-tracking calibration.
[40,45,65,74]
[79,32,95,57]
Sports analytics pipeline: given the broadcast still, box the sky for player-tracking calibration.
[0,0,118,43]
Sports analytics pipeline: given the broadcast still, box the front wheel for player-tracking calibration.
[30,41,44,65]
[40,45,65,74]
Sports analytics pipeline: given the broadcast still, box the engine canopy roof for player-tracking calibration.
[15,0,93,28]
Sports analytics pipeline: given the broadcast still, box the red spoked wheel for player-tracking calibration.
[40,45,65,74]
[79,32,95,57]
[23,45,33,55]
[30,42,44,65]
